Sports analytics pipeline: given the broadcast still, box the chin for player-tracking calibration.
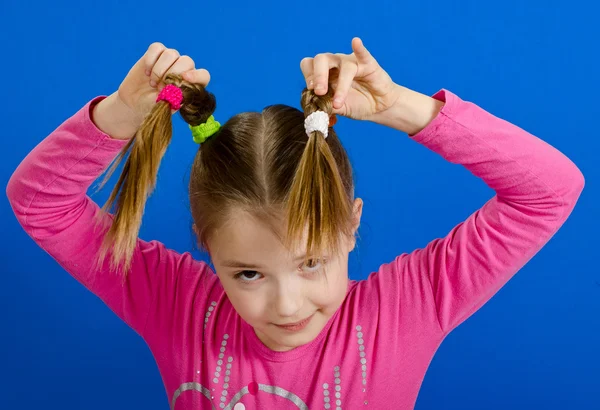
[270,331,319,351]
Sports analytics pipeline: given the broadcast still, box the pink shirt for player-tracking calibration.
[6,89,584,409]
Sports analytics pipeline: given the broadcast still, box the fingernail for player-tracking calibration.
[145,69,151,76]
[308,79,314,89]
[334,97,343,107]
[150,79,157,87]
[315,84,324,92]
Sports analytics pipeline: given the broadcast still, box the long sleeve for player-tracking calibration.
[6,97,213,337]
[359,89,585,337]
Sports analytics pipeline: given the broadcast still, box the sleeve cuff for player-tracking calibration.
[408,88,460,143]
[81,96,131,150]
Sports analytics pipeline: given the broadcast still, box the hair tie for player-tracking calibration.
[190,115,221,144]
[329,114,337,127]
[156,84,184,110]
[304,111,331,138]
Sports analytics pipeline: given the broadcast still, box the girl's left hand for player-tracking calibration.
[300,37,402,121]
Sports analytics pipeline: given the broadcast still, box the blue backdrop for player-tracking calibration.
[1,0,598,409]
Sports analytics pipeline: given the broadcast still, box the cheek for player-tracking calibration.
[219,281,269,323]
[311,269,349,309]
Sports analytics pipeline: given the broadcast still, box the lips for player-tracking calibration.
[274,314,315,332]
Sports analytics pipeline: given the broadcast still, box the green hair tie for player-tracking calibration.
[190,115,221,144]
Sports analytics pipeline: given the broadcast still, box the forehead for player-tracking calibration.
[209,210,300,264]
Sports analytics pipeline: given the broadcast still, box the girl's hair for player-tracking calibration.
[94,73,355,276]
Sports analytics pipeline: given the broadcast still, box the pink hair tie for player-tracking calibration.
[156,84,183,110]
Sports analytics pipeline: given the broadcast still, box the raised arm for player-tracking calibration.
[6,43,217,337]
[377,86,584,334]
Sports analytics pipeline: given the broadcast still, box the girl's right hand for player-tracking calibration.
[118,42,211,122]
[93,43,211,140]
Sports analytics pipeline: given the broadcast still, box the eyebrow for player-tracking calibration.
[222,254,308,269]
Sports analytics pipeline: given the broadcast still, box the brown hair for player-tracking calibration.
[94,73,355,276]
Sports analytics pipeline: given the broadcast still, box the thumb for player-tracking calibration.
[351,37,374,64]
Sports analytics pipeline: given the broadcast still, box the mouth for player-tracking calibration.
[274,313,315,332]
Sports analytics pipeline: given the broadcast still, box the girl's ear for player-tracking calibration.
[352,198,363,233]
[346,198,363,252]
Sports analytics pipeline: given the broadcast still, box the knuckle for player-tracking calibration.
[300,57,312,67]
[148,42,165,52]
[179,55,194,65]
[164,48,180,58]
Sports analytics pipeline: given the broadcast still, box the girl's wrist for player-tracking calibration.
[371,84,445,136]
[92,92,142,140]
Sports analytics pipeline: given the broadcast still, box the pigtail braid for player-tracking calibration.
[93,73,216,276]
[285,86,353,260]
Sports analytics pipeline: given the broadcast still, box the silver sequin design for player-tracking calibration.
[172,382,308,409]
[204,301,217,330]
[356,325,367,389]
[212,334,229,385]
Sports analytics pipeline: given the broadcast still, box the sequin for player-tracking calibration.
[334,367,343,409]
[356,325,368,389]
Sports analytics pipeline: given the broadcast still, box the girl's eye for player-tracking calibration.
[234,271,263,282]
[301,258,327,273]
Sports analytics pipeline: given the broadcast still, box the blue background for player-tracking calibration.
[1,0,598,409]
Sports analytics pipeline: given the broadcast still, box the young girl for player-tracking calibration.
[7,38,584,409]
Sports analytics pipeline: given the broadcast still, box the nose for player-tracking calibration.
[274,279,303,318]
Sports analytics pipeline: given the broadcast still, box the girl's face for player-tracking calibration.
[206,199,362,352]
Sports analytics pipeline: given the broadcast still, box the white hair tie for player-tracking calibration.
[304,111,330,138]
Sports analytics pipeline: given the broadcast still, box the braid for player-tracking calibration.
[285,84,353,260]
[93,74,216,276]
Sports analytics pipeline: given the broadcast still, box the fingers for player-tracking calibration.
[301,53,342,95]
[150,48,180,87]
[144,42,166,77]
[143,43,210,88]
[313,53,340,95]
[164,54,194,75]
[182,68,211,86]
[351,37,374,65]
[300,57,314,88]
[332,60,358,109]
[300,38,373,103]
